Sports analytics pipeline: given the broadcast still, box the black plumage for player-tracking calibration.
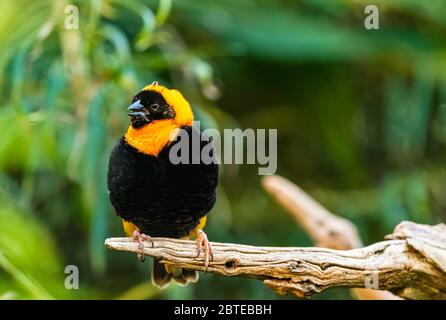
[107,126,218,238]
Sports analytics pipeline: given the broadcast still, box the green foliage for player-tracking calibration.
[0,197,66,299]
[0,0,444,299]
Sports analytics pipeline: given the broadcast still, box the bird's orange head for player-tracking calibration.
[124,82,194,156]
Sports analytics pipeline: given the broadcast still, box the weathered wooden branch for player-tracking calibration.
[261,175,401,299]
[105,221,446,300]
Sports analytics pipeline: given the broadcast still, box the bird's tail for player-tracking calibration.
[151,259,198,288]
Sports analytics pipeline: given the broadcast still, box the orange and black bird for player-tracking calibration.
[107,82,218,288]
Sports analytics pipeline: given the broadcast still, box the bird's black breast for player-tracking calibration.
[107,126,218,238]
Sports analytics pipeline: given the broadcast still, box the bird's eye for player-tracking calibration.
[150,104,160,111]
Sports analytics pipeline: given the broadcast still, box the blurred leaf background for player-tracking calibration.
[0,0,445,299]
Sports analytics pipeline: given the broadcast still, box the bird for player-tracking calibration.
[107,81,218,288]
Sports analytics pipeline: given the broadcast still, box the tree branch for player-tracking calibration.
[261,175,401,299]
[105,221,446,300]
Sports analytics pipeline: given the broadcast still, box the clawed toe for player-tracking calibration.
[195,230,213,271]
[132,230,154,262]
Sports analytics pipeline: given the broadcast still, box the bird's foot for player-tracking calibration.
[195,230,213,271]
[132,230,154,262]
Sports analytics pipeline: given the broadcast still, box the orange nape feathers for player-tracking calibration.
[124,83,194,156]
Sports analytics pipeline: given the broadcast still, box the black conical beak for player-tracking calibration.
[127,100,150,121]
[128,100,144,113]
